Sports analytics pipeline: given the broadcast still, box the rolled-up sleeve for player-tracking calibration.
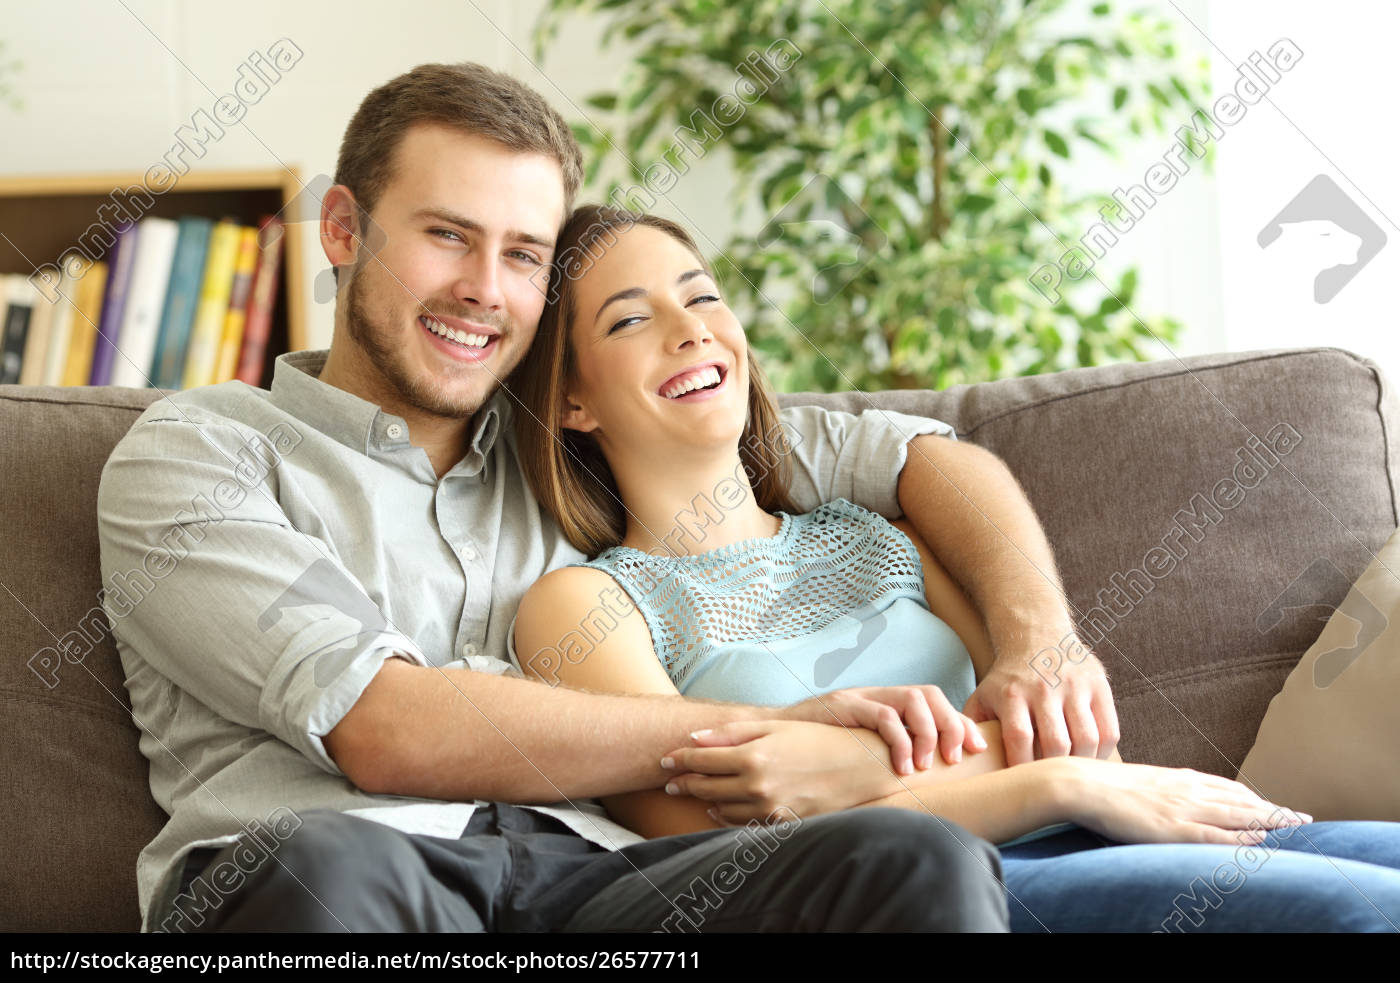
[778,405,957,518]
[96,414,428,775]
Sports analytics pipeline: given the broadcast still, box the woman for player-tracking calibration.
[508,205,1400,932]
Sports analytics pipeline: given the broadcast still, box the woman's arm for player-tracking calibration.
[858,754,1307,846]
[513,567,724,838]
[666,718,1306,845]
[514,566,1018,840]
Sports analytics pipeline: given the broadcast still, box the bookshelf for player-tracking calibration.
[0,167,308,389]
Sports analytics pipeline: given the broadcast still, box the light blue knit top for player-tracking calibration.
[576,498,977,707]
[575,497,1070,849]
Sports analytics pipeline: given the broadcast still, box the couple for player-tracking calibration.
[505,204,1400,931]
[98,60,1396,934]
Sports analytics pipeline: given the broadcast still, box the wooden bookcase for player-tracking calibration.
[0,167,308,389]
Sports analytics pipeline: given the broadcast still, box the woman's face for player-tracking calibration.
[561,223,749,460]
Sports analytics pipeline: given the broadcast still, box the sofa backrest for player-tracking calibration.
[3,345,1396,930]
[1,385,171,931]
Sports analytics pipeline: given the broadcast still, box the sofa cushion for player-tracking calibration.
[1238,523,1400,819]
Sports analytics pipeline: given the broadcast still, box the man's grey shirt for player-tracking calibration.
[96,349,956,930]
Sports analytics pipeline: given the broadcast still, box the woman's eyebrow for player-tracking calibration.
[593,269,709,324]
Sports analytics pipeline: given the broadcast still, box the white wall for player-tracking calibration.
[1,0,1395,380]
[0,0,629,350]
[1207,1,1400,378]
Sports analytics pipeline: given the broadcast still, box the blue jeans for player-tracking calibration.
[1000,820,1400,932]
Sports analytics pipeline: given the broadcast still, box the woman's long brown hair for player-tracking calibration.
[508,205,798,557]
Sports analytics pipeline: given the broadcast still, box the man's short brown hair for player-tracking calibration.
[335,62,584,221]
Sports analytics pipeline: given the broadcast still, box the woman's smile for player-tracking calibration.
[656,361,729,402]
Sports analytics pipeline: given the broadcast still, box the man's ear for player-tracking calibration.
[321,185,362,270]
[561,393,599,434]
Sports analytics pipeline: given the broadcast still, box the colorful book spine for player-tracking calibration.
[213,226,260,384]
[18,278,57,386]
[180,220,242,389]
[62,259,105,386]
[151,217,213,390]
[1,274,36,384]
[110,217,180,389]
[235,216,285,386]
[40,266,79,386]
[88,222,140,386]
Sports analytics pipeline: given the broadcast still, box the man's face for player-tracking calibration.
[340,123,566,421]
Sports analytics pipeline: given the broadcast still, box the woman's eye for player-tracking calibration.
[609,315,644,333]
[689,293,721,305]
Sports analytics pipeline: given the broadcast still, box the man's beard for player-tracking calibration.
[343,265,511,422]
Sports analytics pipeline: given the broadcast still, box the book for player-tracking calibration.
[110,217,180,388]
[40,266,79,386]
[62,259,106,386]
[213,226,260,384]
[180,220,243,389]
[235,216,285,386]
[151,217,213,390]
[88,222,140,386]
[18,278,58,386]
[0,278,9,377]
[1,274,36,384]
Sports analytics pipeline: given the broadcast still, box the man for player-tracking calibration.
[98,62,1116,933]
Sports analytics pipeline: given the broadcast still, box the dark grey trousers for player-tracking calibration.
[169,803,1009,932]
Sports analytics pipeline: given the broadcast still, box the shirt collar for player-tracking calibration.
[269,349,510,468]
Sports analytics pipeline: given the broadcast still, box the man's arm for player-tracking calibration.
[776,402,1119,766]
[896,433,1119,764]
[332,565,955,808]
[327,658,771,802]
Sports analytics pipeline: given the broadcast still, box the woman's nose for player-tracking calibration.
[668,310,713,350]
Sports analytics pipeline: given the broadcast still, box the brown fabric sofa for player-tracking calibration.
[3,345,1395,932]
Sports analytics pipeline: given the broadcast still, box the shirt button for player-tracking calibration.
[460,542,477,560]
[461,642,479,659]
[386,423,404,439]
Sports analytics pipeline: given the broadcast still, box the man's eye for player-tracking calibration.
[430,228,463,243]
[508,250,541,265]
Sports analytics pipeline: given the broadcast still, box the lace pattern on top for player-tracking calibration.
[577,498,926,688]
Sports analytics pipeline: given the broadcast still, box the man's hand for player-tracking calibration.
[781,684,987,775]
[963,635,1119,765]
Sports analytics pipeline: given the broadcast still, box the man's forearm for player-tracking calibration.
[897,435,1077,657]
[326,658,786,802]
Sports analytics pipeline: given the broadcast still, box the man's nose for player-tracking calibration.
[454,250,505,311]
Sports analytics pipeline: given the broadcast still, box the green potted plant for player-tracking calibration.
[536,0,1211,391]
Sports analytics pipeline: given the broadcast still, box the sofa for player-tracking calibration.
[2,344,1395,932]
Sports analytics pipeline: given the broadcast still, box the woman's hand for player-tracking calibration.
[660,717,1002,825]
[1055,757,1312,845]
[660,719,918,824]
[782,684,988,774]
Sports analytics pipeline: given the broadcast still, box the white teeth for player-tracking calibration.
[423,318,491,349]
[663,365,721,399]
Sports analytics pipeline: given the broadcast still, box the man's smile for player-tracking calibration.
[418,314,502,363]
